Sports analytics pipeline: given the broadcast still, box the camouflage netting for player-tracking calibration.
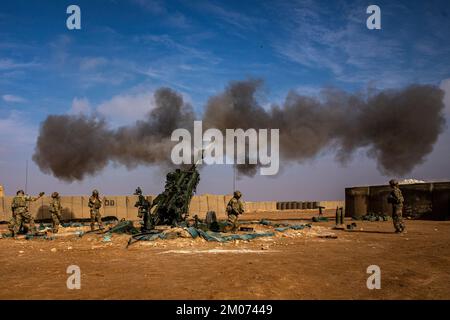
[125,220,312,246]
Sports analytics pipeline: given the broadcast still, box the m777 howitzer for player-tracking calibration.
[148,144,213,228]
[150,163,200,227]
[127,164,200,247]
[127,145,211,247]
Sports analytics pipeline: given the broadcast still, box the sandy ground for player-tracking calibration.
[0,210,449,300]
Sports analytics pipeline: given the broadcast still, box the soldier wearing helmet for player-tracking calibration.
[388,179,406,233]
[134,187,153,231]
[9,189,44,236]
[225,190,245,232]
[49,192,62,233]
[88,189,104,231]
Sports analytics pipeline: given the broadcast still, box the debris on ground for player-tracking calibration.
[317,234,338,239]
[352,213,391,221]
[312,216,329,222]
[1,219,343,248]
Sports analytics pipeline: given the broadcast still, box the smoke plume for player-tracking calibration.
[33,80,446,181]
[33,88,194,181]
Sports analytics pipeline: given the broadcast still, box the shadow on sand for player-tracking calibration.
[344,229,396,235]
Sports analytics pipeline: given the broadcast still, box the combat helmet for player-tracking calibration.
[51,192,59,198]
[16,189,25,196]
[389,179,398,187]
[233,190,242,199]
[92,189,99,196]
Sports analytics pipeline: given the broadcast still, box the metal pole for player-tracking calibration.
[233,165,236,191]
[25,160,28,193]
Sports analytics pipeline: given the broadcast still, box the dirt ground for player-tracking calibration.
[0,210,449,300]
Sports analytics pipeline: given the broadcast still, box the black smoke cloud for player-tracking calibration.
[203,80,446,177]
[33,80,446,181]
[33,88,194,181]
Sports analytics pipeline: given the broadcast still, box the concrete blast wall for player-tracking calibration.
[275,200,344,210]
[0,191,347,222]
[345,182,450,220]
[0,194,280,222]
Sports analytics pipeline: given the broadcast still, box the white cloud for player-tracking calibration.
[0,111,36,156]
[271,2,447,87]
[96,92,155,125]
[0,58,40,70]
[69,97,92,114]
[79,57,108,71]
[132,0,166,14]
[2,94,27,103]
[295,85,322,97]
[132,0,191,28]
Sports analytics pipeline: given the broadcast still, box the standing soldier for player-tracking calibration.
[49,192,62,233]
[88,189,104,231]
[10,190,44,236]
[134,187,153,231]
[388,179,406,233]
[225,190,245,232]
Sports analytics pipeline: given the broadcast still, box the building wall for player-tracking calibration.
[345,182,450,220]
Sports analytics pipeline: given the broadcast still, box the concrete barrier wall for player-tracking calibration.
[318,200,345,210]
[0,193,342,222]
[274,201,343,210]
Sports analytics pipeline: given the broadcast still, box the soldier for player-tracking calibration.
[49,192,62,233]
[134,187,153,231]
[88,189,104,231]
[388,179,406,233]
[225,190,245,232]
[10,190,44,236]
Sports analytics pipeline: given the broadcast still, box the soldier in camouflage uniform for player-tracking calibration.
[88,189,104,231]
[388,179,406,233]
[134,187,153,231]
[49,192,62,233]
[225,190,245,232]
[10,190,44,236]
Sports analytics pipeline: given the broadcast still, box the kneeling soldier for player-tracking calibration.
[134,187,153,231]
[225,190,245,232]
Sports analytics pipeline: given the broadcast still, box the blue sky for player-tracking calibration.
[1,0,450,200]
